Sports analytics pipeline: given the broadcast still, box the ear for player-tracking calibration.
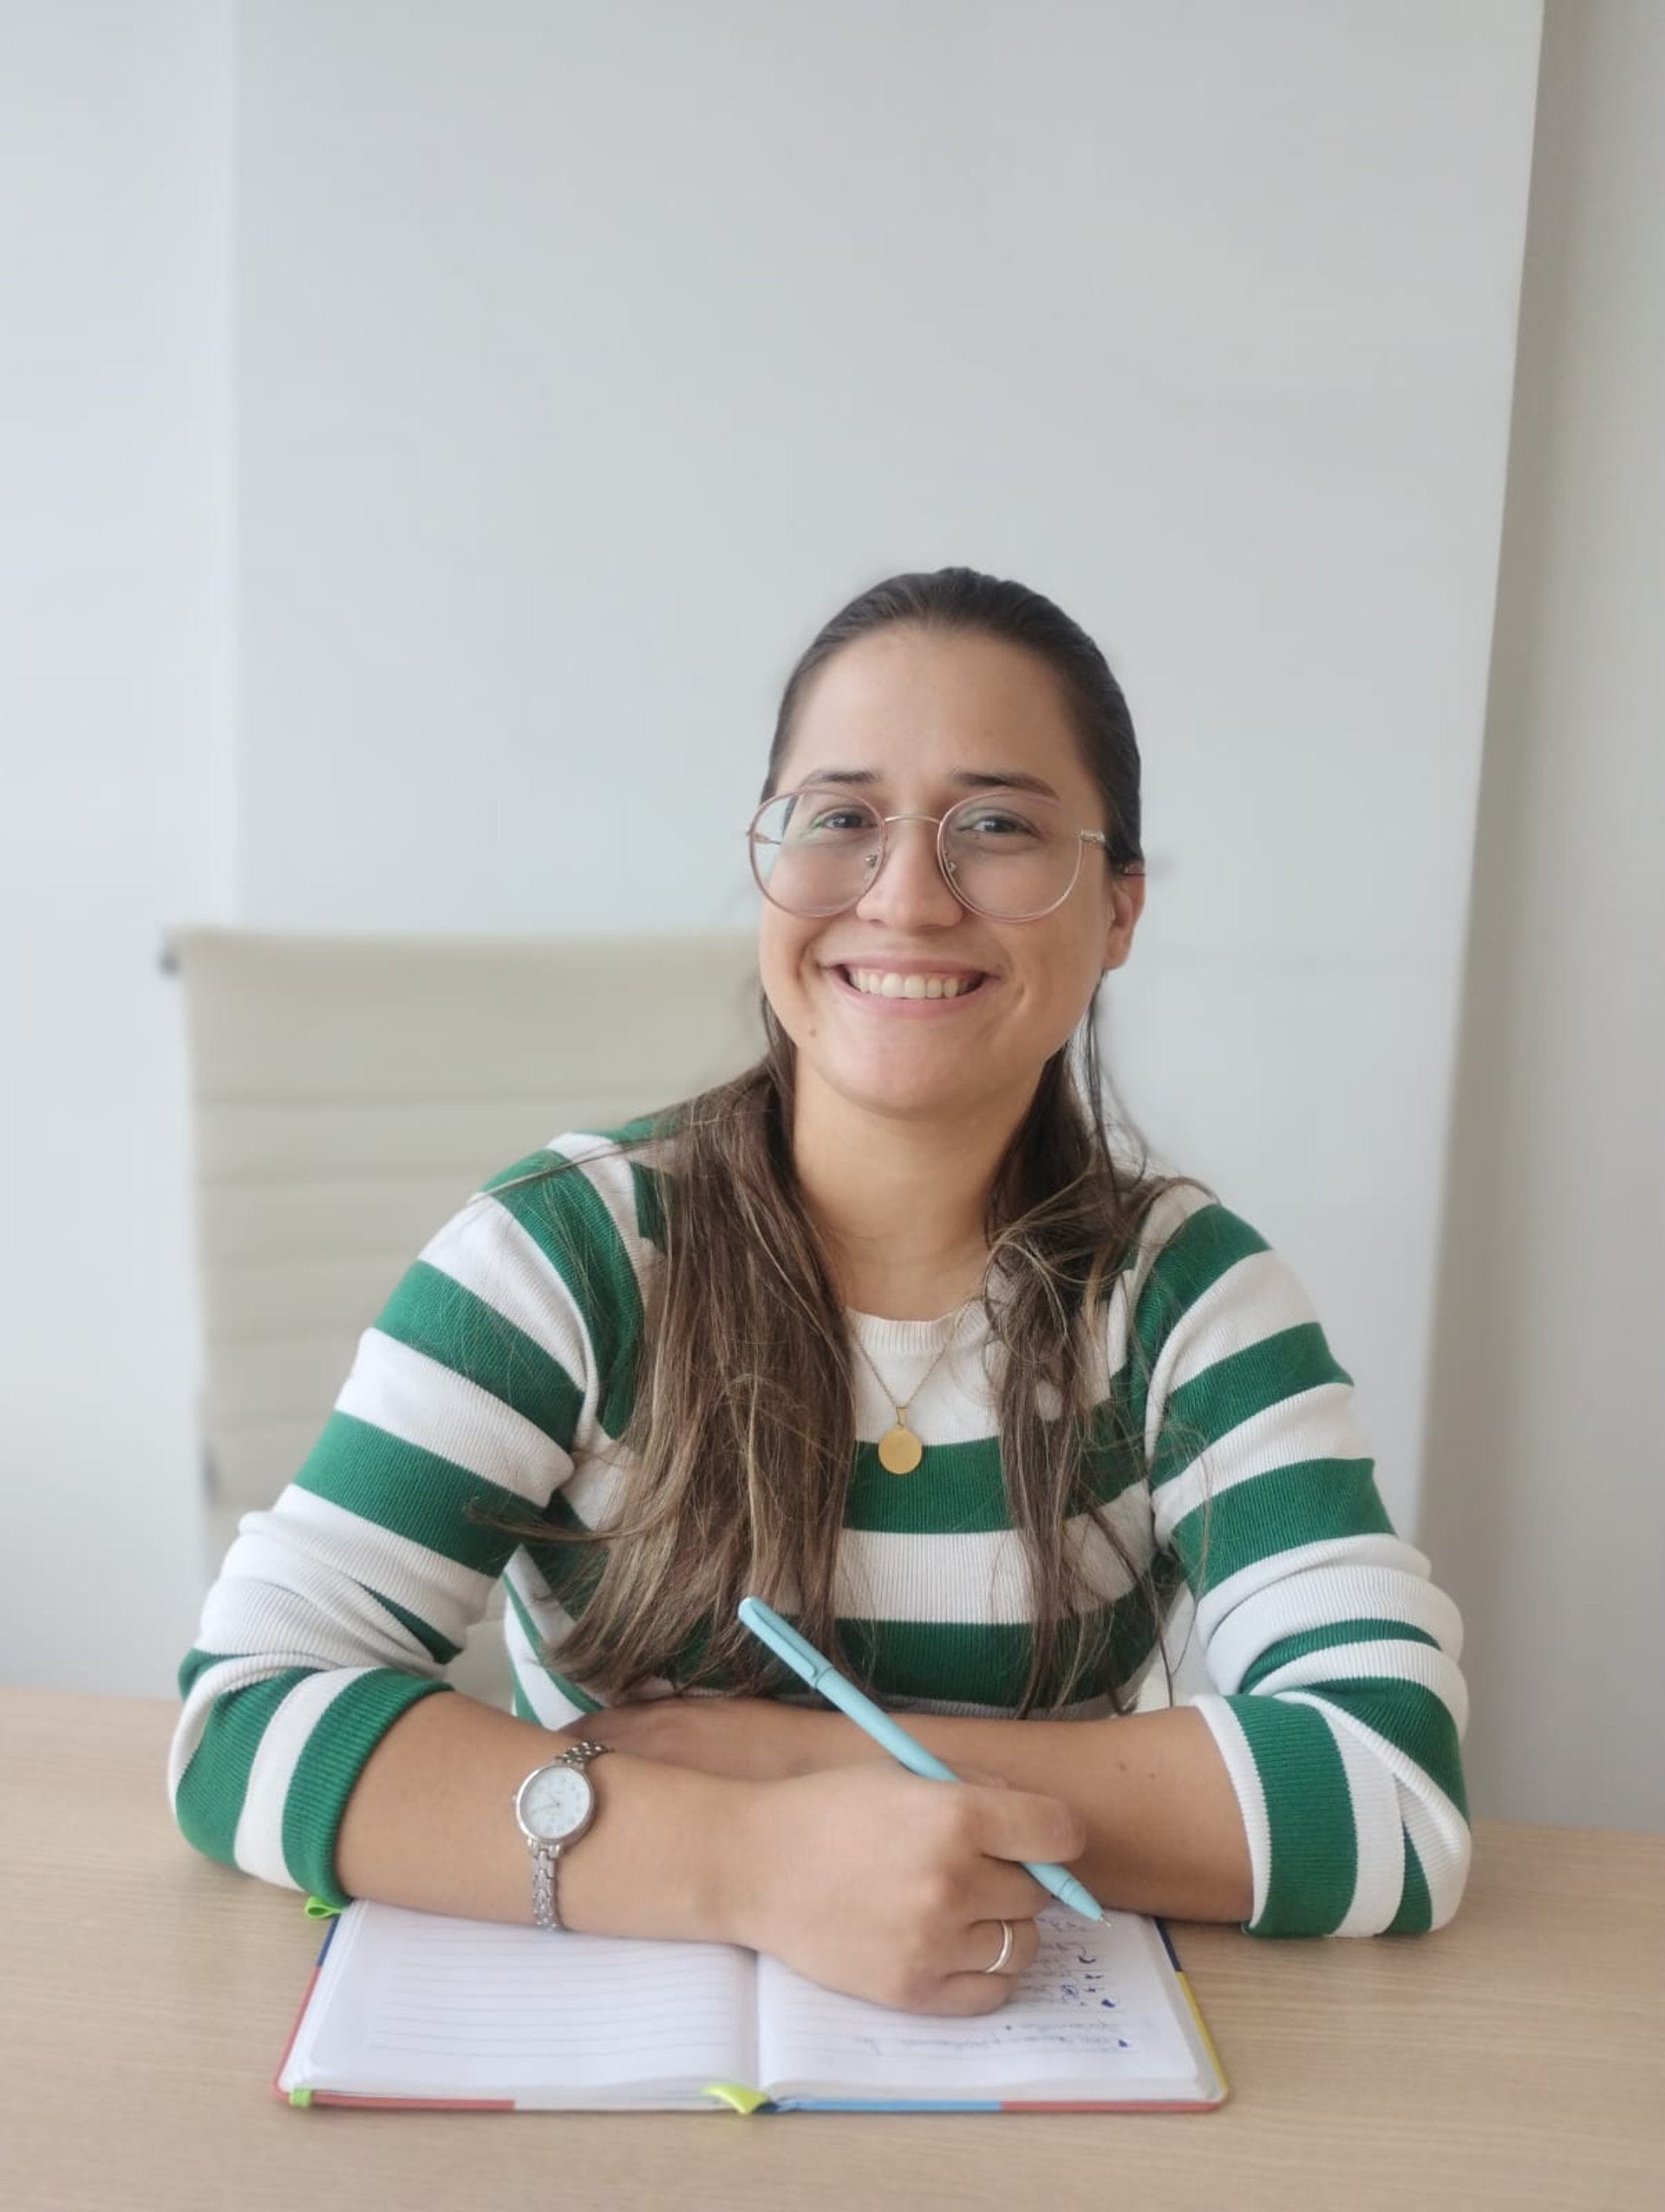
[1101,868,1146,975]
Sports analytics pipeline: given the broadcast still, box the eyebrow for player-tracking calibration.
[795,767,1061,799]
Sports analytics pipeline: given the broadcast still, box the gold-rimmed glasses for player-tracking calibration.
[747,785,1123,922]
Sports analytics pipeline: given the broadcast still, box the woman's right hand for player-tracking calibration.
[725,1762,1087,2013]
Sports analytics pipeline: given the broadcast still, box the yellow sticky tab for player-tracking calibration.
[704,2081,771,2116]
[303,1895,342,1921]
[288,2087,315,2108]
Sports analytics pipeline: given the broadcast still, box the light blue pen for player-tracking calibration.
[737,1595,1104,1925]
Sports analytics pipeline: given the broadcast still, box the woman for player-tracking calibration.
[170,567,1469,2016]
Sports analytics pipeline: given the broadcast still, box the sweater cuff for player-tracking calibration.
[1190,1691,1361,1936]
[281,1671,454,1908]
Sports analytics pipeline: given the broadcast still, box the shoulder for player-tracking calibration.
[476,1119,670,1268]
[413,1120,670,1332]
[1116,1180,1304,1360]
[1125,1180,1268,1297]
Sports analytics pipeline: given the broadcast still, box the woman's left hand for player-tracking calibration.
[558,1696,873,1784]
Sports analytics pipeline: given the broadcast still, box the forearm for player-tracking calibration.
[330,1688,1094,2018]
[889,1706,1254,1923]
[587,1694,1255,1924]
[333,1691,748,1941]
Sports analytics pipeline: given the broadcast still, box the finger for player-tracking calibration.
[915,1944,1041,2018]
[961,1913,1041,1980]
[953,1764,1009,1790]
[975,1862,1059,1921]
[959,1780,1087,1869]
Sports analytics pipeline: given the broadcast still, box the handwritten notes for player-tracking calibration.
[755,1908,1190,2095]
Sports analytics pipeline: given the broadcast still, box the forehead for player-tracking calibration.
[780,626,1090,793]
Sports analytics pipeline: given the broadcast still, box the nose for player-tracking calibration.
[852,814,963,929]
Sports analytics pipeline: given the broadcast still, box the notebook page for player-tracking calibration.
[755,1908,1211,2104]
[285,1902,755,2107]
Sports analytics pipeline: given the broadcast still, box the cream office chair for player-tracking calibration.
[172,927,763,1705]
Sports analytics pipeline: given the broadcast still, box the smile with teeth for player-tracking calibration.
[840,968,985,999]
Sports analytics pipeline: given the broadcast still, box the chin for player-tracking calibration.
[812,1054,1011,1126]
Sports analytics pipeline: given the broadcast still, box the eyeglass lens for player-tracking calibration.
[750,787,1085,920]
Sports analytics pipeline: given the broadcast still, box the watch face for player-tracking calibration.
[519,1762,594,1843]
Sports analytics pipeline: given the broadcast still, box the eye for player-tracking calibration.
[952,804,1041,842]
[779,787,883,842]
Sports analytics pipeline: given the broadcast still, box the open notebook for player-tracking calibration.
[277,1900,1226,2113]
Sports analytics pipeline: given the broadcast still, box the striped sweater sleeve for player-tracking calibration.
[1131,1197,1470,1937]
[168,1150,614,1905]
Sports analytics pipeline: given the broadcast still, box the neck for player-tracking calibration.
[788,1071,1034,1320]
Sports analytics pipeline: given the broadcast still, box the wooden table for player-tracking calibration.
[3,1687,1661,2211]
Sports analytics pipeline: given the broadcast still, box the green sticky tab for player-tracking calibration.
[288,2087,315,2109]
[705,2081,771,2116]
[303,1895,342,1921]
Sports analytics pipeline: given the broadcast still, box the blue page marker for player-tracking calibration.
[737,1595,1104,1925]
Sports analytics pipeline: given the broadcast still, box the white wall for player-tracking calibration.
[236,0,1541,1549]
[0,3,234,1690]
[3,3,1549,1713]
[1422,1,1665,1832]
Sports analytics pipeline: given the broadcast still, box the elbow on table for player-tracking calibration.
[1335,1797,1473,1941]
[1403,1803,1472,1937]
[1246,1806,1472,1942]
[166,1654,449,1900]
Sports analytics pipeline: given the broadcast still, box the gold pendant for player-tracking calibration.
[878,1424,924,1476]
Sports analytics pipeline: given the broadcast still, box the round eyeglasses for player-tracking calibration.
[747,785,1126,923]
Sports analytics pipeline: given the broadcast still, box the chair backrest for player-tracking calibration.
[173,928,763,1569]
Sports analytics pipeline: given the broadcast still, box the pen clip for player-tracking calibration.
[737,1595,830,1690]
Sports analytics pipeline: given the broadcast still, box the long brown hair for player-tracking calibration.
[496,567,1210,1713]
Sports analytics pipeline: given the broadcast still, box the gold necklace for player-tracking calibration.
[850,1315,967,1476]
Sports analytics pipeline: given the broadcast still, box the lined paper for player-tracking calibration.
[289,1903,754,2105]
[279,1900,1219,2110]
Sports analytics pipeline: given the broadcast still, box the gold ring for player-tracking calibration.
[980,1917,1015,1975]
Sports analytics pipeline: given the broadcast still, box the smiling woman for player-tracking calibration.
[169,567,1472,2017]
[754,620,1144,1184]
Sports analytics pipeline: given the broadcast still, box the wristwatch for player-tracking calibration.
[513,1739,612,1930]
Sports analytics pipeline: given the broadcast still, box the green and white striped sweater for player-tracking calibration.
[170,1127,1471,1938]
